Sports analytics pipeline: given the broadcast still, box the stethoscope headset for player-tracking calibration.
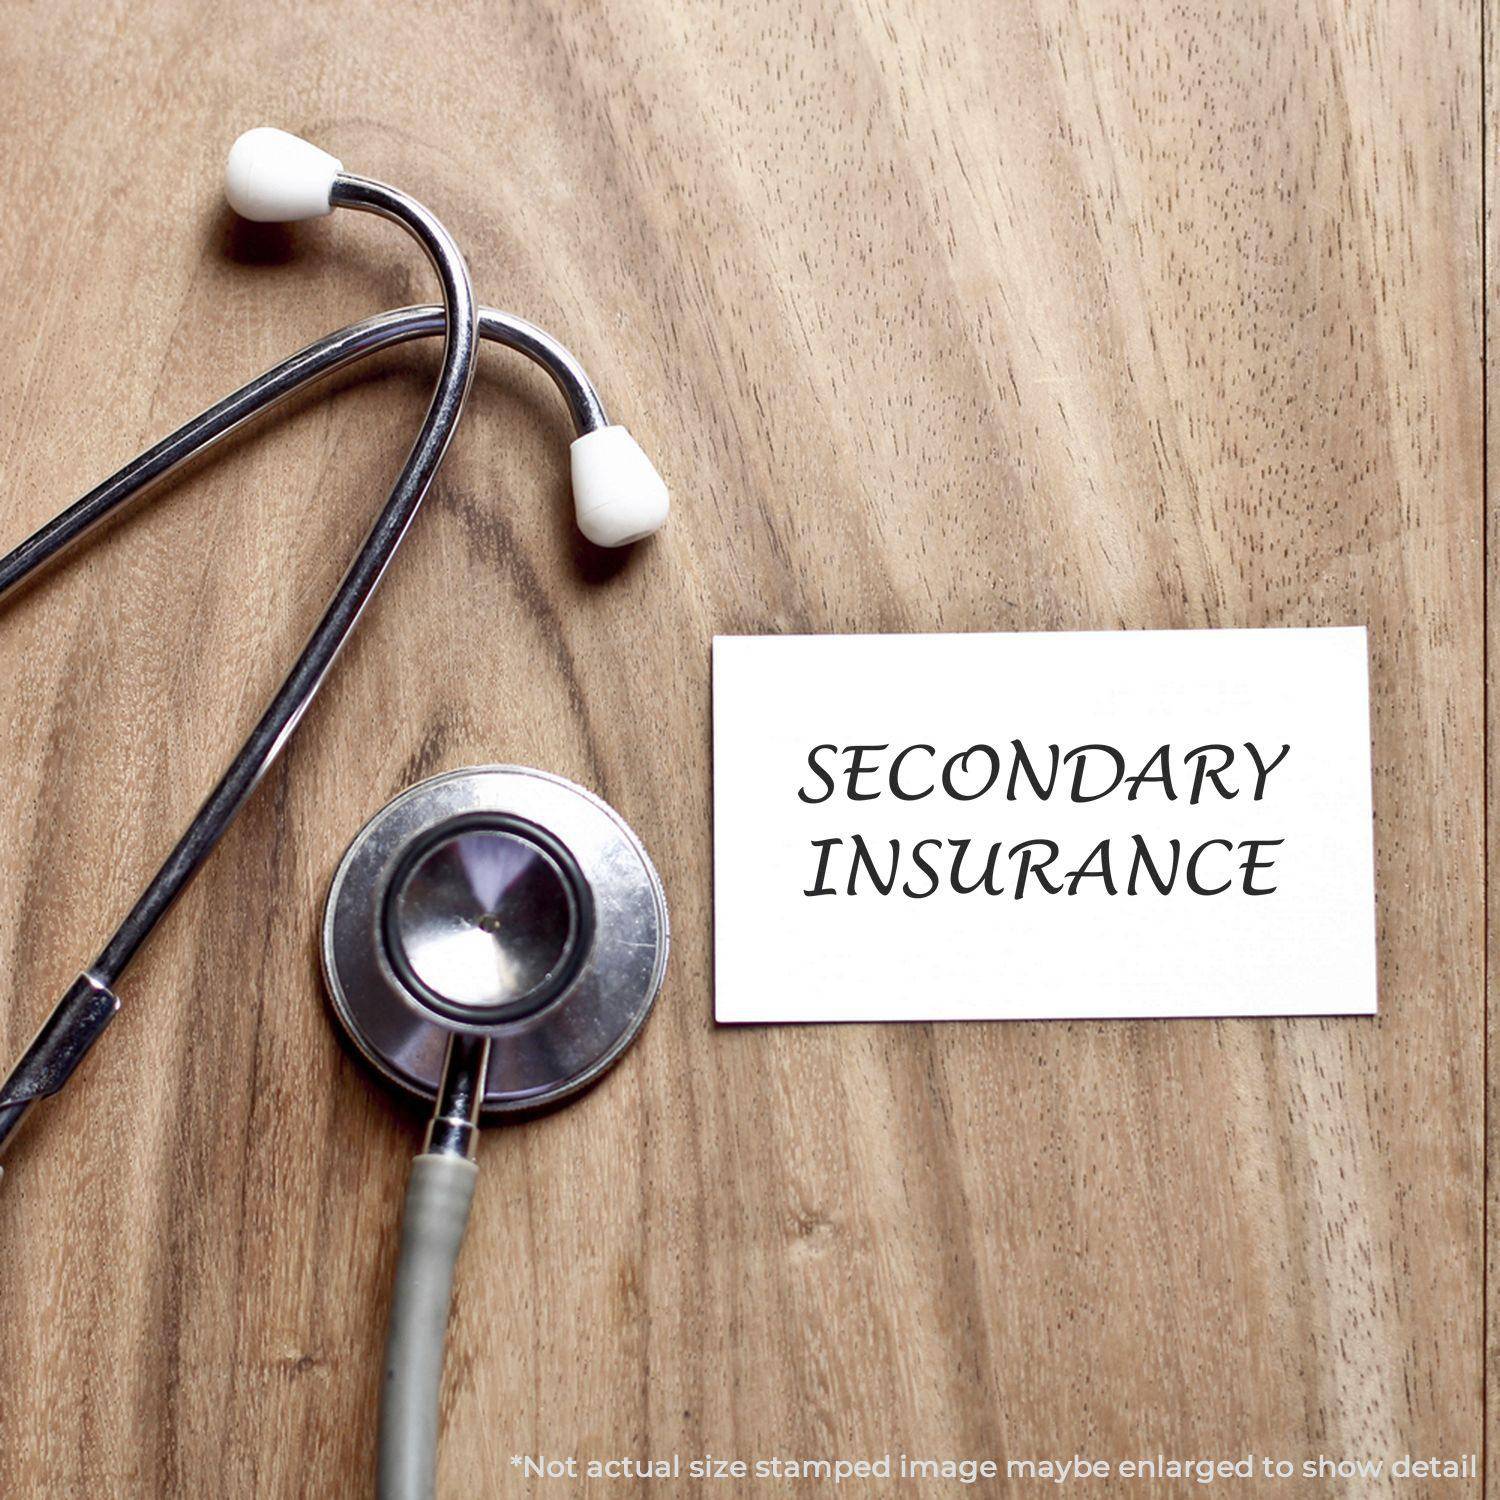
[0,129,672,1499]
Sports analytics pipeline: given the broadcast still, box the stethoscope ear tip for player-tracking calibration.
[570,425,670,547]
[226,127,342,223]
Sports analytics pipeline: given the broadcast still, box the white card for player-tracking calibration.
[712,628,1376,1023]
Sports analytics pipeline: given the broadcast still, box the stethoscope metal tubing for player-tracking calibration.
[0,171,482,1161]
[0,306,606,609]
[91,172,480,984]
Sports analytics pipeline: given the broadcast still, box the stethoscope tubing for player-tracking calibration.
[103,173,482,986]
[0,274,618,1163]
[0,171,486,1158]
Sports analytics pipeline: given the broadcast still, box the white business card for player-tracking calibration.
[712,628,1376,1023]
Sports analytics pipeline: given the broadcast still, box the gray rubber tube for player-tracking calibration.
[379,1153,479,1500]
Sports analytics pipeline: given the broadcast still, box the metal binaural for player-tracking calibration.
[0,170,480,1169]
[89,173,480,988]
[0,305,607,609]
[322,767,669,1116]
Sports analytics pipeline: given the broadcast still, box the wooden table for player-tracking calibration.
[0,2,1486,1495]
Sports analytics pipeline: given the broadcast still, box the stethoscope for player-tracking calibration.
[0,129,671,1499]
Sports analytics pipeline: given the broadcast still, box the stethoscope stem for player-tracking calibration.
[422,1033,490,1161]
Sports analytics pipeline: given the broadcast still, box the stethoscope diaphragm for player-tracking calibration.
[322,765,668,1115]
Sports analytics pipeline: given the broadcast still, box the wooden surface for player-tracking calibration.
[0,2,1485,1496]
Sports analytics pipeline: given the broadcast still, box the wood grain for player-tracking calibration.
[1488,0,1499,1491]
[0,2,1483,1496]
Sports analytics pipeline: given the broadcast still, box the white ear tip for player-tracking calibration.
[226,128,342,223]
[570,426,670,547]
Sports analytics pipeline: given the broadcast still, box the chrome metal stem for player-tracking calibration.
[0,172,480,1167]
[422,1033,490,1161]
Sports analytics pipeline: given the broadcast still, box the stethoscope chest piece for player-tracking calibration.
[322,766,668,1114]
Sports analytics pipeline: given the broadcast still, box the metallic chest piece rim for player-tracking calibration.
[322,765,669,1115]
